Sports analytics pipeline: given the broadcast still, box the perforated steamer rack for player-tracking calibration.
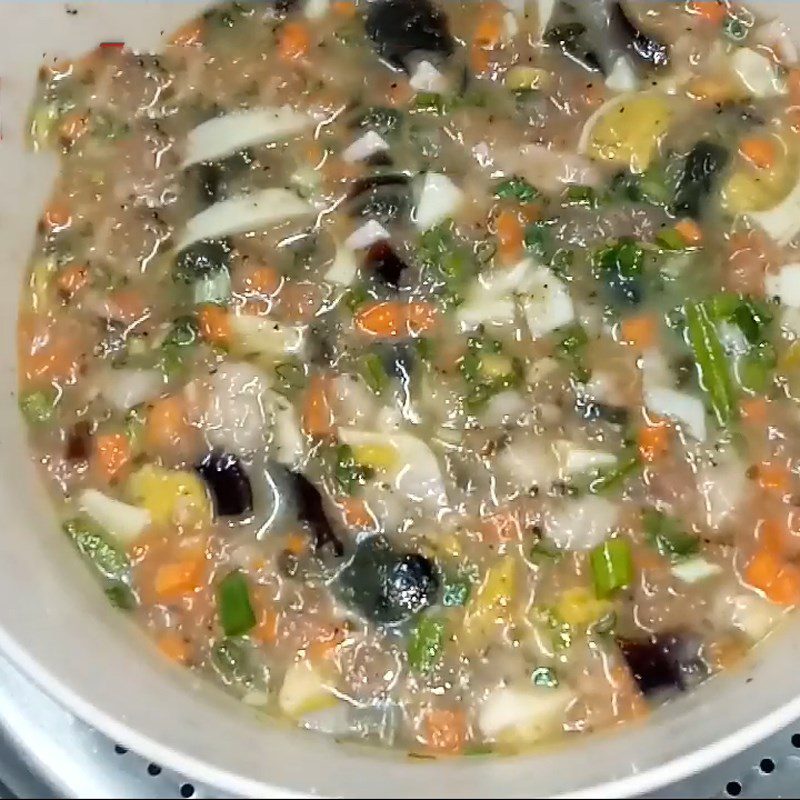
[0,651,793,799]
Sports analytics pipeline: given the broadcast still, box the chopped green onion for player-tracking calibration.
[414,337,435,361]
[494,177,539,204]
[590,537,633,599]
[524,222,554,260]
[360,352,389,395]
[643,508,699,561]
[685,300,737,427]
[334,444,373,494]
[407,615,445,674]
[20,387,59,425]
[564,185,599,208]
[105,582,136,610]
[530,539,562,565]
[217,570,256,637]
[63,517,130,581]
[344,284,370,312]
[655,228,687,251]
[589,450,640,494]
[412,92,446,115]
[531,666,559,688]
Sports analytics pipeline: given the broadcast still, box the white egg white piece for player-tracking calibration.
[644,385,707,441]
[520,265,575,338]
[79,489,151,544]
[183,106,313,167]
[342,130,390,163]
[178,188,313,251]
[414,172,464,231]
[344,220,391,250]
[765,263,800,306]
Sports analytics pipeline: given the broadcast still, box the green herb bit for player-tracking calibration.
[495,177,539,204]
[217,570,256,637]
[642,508,699,561]
[442,579,471,607]
[20,387,59,425]
[274,359,306,394]
[407,615,445,674]
[590,537,633,599]
[335,444,373,494]
[412,92,446,115]
[360,352,389,395]
[685,300,737,427]
[564,185,599,208]
[63,517,130,581]
[105,582,136,611]
[589,450,640,494]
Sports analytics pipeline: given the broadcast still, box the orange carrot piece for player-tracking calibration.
[43,200,72,231]
[302,374,334,437]
[354,301,438,339]
[687,1,728,25]
[332,0,357,17]
[252,606,279,645]
[307,625,345,662]
[473,6,504,49]
[93,432,131,483]
[56,263,89,298]
[741,396,769,424]
[339,497,375,529]
[145,394,193,453]
[169,19,204,46]
[757,462,792,496]
[278,21,311,60]
[154,557,204,600]
[157,633,191,664]
[240,265,281,297]
[637,423,671,463]
[495,208,525,264]
[759,517,786,554]
[620,313,657,349]
[104,288,151,326]
[284,532,309,556]
[197,303,231,346]
[745,547,800,606]
[422,708,468,755]
[674,218,703,246]
[740,137,777,170]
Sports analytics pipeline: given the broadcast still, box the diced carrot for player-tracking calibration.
[252,606,279,645]
[339,497,375,529]
[759,517,786,554]
[145,394,194,454]
[278,21,311,61]
[284,532,309,556]
[473,6,504,49]
[745,547,800,606]
[674,218,703,246]
[157,633,191,664]
[620,313,657,350]
[307,625,345,662]
[58,112,89,145]
[740,396,769,424]
[18,315,83,387]
[238,265,281,297]
[197,303,231,346]
[154,557,204,600]
[56,263,89,298]
[482,509,521,543]
[302,374,334,437]
[406,301,438,336]
[470,42,490,75]
[687,1,728,25]
[495,208,525,264]
[93,432,131,483]
[169,19,204,47]
[740,137,777,170]
[332,0,357,17]
[756,461,792,496]
[422,708,467,756]
[104,288,151,326]
[354,301,438,339]
[43,199,72,231]
[637,422,671,463]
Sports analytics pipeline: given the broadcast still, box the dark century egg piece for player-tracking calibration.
[196,452,254,517]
